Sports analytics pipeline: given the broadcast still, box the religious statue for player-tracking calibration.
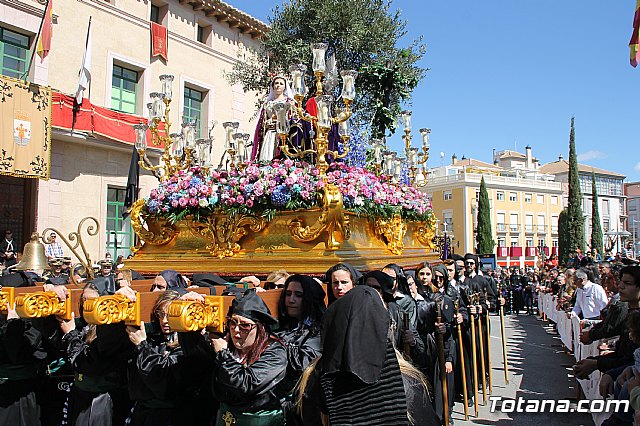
[250,75,296,162]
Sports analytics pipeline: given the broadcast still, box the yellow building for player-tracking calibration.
[425,147,565,267]
[0,0,266,259]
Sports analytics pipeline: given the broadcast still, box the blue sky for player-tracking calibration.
[231,1,640,181]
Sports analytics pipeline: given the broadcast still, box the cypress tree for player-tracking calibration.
[558,209,569,264]
[475,176,495,254]
[566,116,585,258]
[591,172,604,255]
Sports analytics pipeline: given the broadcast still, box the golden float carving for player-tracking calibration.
[375,214,408,255]
[0,287,15,313]
[15,291,72,320]
[289,184,350,251]
[130,198,176,253]
[189,215,267,258]
[415,215,438,250]
[168,296,226,333]
[83,294,141,326]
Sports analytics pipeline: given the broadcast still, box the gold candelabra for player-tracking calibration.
[275,43,357,177]
[132,75,197,182]
[399,110,430,187]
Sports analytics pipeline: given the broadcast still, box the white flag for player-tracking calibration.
[75,18,92,105]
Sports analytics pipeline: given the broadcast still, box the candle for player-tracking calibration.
[311,43,327,73]
[420,128,431,148]
[341,70,358,101]
[338,119,349,137]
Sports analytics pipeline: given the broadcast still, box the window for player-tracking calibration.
[496,191,505,201]
[0,27,30,79]
[106,187,134,259]
[475,190,480,203]
[443,216,453,232]
[496,212,506,232]
[111,65,138,114]
[197,25,205,43]
[151,5,161,23]
[603,219,610,232]
[183,86,204,137]
[443,191,452,201]
[537,214,545,233]
[509,192,517,202]
[551,195,558,205]
[524,193,532,203]
[537,194,544,204]
[538,239,545,247]
[526,238,534,247]
[552,240,558,247]
[602,199,610,216]
[510,213,519,232]
[197,24,212,46]
[497,237,506,247]
[525,215,534,233]
[510,241,519,247]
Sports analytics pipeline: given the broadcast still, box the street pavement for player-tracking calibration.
[450,312,595,425]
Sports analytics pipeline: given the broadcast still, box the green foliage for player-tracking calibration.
[591,173,604,254]
[558,208,569,264]
[475,176,495,254]
[226,0,426,137]
[566,116,585,258]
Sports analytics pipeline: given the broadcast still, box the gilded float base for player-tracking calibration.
[125,211,438,275]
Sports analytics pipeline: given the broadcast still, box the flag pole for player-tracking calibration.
[84,17,92,102]
[22,0,50,82]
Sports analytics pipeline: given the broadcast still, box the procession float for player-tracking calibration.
[124,43,438,275]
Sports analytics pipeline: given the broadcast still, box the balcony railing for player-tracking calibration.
[525,225,534,233]
[537,225,546,234]
[496,223,507,232]
[509,224,520,232]
[551,225,558,234]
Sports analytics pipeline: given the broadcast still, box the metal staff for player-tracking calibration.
[470,294,479,417]
[436,303,449,426]
[402,312,412,361]
[485,290,493,394]
[499,282,510,384]
[455,300,469,420]
[475,294,487,405]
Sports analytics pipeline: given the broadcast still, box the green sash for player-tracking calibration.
[215,403,285,426]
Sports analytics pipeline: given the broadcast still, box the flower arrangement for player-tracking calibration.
[145,159,432,224]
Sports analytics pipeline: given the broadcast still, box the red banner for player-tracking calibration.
[151,22,168,61]
[496,247,509,257]
[552,246,558,256]
[510,246,523,257]
[525,247,537,257]
[51,92,164,148]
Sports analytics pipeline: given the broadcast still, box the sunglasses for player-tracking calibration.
[227,318,256,333]
[434,275,445,281]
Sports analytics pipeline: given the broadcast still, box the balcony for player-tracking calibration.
[525,246,537,257]
[496,223,507,233]
[551,226,558,235]
[509,224,520,233]
[537,225,546,234]
[509,246,523,257]
[496,246,509,257]
[525,225,535,234]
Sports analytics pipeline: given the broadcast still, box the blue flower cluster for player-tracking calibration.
[344,127,368,169]
[270,184,291,207]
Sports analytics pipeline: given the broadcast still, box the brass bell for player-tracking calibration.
[13,232,50,273]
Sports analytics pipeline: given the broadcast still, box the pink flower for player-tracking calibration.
[189,187,198,197]
[284,159,294,168]
[188,198,198,207]
[245,199,254,208]
[171,200,179,208]
[179,197,188,207]
[236,195,245,204]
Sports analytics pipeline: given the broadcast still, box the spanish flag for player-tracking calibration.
[37,0,53,60]
[631,0,640,67]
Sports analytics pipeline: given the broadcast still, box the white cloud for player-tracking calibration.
[577,150,607,162]
[635,162,640,172]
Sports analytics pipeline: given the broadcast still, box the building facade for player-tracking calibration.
[426,147,564,268]
[540,158,627,254]
[0,0,266,260]
[625,182,640,256]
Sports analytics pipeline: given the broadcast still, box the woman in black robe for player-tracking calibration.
[57,278,134,426]
[125,290,214,426]
[414,262,456,424]
[209,289,288,425]
[324,262,361,305]
[276,275,325,422]
[295,285,439,425]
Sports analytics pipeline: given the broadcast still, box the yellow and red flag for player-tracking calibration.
[631,0,640,67]
[37,0,53,60]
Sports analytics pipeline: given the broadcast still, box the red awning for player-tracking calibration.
[51,92,164,148]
